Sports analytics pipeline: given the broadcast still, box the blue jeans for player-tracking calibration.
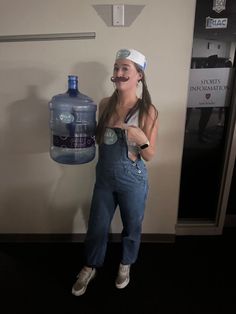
[84,128,149,267]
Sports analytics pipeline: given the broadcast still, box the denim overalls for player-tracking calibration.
[84,127,149,267]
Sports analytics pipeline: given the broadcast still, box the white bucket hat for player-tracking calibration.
[115,48,147,70]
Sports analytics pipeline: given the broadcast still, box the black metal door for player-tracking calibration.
[178,0,236,223]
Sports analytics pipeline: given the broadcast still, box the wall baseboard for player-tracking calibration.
[0,233,175,243]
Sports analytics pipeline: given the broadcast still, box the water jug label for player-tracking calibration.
[59,112,74,124]
[53,135,95,148]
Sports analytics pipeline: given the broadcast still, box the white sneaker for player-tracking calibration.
[72,267,96,296]
[115,264,130,289]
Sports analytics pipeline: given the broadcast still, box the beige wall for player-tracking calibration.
[0,0,196,234]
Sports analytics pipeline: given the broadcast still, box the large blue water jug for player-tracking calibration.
[49,75,97,164]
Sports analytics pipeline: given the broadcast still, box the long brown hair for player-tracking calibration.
[96,65,158,144]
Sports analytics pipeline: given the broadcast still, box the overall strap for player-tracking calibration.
[124,99,140,124]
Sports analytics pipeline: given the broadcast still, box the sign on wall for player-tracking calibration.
[187,68,234,108]
[213,0,226,13]
[205,16,228,29]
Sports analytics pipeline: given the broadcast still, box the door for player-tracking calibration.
[177,0,236,234]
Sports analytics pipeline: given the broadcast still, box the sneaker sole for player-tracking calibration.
[71,269,96,296]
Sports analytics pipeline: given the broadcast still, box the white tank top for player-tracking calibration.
[125,109,140,157]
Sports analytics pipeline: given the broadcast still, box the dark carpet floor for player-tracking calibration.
[0,227,235,314]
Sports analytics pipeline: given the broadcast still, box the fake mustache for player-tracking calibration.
[110,76,130,82]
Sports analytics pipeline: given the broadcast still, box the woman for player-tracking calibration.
[72,48,158,296]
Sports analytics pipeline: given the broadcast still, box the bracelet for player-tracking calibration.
[139,140,150,150]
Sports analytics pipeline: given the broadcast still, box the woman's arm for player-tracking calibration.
[126,105,158,161]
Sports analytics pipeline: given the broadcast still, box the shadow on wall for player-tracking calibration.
[0,67,52,155]
[46,162,96,234]
[72,61,111,103]
[3,85,50,154]
[0,62,108,234]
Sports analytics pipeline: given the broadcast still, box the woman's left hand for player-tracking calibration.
[122,123,148,146]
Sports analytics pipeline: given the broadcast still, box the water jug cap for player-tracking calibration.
[115,48,147,71]
[68,75,78,80]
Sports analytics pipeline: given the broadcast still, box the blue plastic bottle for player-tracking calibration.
[49,75,97,164]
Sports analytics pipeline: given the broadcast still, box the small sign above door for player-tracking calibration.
[206,16,228,29]
[213,0,226,14]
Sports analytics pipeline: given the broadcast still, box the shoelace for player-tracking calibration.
[119,265,130,274]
